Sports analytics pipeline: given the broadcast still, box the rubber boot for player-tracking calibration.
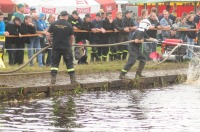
[117,53,122,60]
[91,53,94,62]
[113,54,118,61]
[122,52,127,60]
[51,74,56,85]
[70,73,78,84]
[109,54,113,62]
[135,61,146,78]
[102,57,107,62]
[94,53,99,61]
[119,72,129,79]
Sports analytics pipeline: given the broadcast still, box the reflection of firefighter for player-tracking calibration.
[120,19,152,79]
[47,11,77,84]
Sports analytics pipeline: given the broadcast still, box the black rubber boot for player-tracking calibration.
[122,52,127,60]
[117,53,122,60]
[70,74,78,84]
[90,53,94,62]
[135,61,146,78]
[51,74,56,85]
[113,54,118,61]
[102,57,107,62]
[109,54,113,61]
[119,72,129,79]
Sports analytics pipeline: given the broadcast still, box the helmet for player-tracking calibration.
[139,19,151,30]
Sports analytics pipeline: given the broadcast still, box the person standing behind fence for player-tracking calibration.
[0,12,9,37]
[47,11,77,85]
[122,10,137,60]
[45,14,56,67]
[12,4,25,21]
[102,12,117,62]
[147,12,161,53]
[5,17,24,65]
[113,12,129,60]
[68,10,83,43]
[160,10,172,40]
[37,13,47,65]
[91,13,105,62]
[186,15,196,59]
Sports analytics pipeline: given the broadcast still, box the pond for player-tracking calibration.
[0,84,200,131]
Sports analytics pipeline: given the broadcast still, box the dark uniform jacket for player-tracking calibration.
[20,22,36,43]
[5,21,22,48]
[102,18,115,43]
[91,19,103,43]
[186,21,197,39]
[113,17,124,32]
[81,20,94,42]
[68,15,83,42]
[122,17,135,36]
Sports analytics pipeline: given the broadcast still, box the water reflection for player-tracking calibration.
[0,84,200,131]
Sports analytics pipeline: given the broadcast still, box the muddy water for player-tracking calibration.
[0,84,200,131]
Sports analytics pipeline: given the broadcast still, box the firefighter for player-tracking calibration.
[122,10,138,60]
[91,13,105,62]
[102,12,117,62]
[119,19,152,79]
[46,11,77,84]
[68,10,83,43]
[113,12,130,60]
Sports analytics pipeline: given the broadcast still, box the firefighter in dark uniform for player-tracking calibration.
[47,11,77,84]
[122,10,138,60]
[91,13,105,62]
[113,12,130,60]
[102,12,117,62]
[68,10,83,43]
[119,19,152,79]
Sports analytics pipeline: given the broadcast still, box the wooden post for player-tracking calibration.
[194,1,197,14]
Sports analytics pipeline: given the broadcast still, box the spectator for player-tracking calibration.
[160,10,172,40]
[177,17,188,41]
[0,12,9,36]
[45,14,56,66]
[74,42,88,64]
[68,10,83,43]
[5,17,24,65]
[151,7,158,15]
[194,8,200,27]
[122,10,137,60]
[167,27,179,39]
[113,12,129,60]
[182,12,188,19]
[166,5,176,24]
[141,9,148,19]
[91,13,105,62]
[12,4,25,21]
[99,9,106,19]
[172,17,181,29]
[37,13,47,65]
[134,16,142,27]
[102,12,117,62]
[30,7,36,15]
[186,14,196,59]
[189,11,195,15]
[147,12,161,52]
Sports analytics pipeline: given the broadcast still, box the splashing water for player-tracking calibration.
[186,56,200,85]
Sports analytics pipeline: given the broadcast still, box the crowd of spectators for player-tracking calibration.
[0,3,200,67]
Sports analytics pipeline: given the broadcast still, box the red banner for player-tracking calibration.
[42,7,56,14]
[76,7,91,14]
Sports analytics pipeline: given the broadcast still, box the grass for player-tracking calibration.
[0,46,189,74]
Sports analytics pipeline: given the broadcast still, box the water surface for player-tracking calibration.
[0,84,200,131]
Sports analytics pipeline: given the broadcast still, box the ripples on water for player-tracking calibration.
[0,84,200,131]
